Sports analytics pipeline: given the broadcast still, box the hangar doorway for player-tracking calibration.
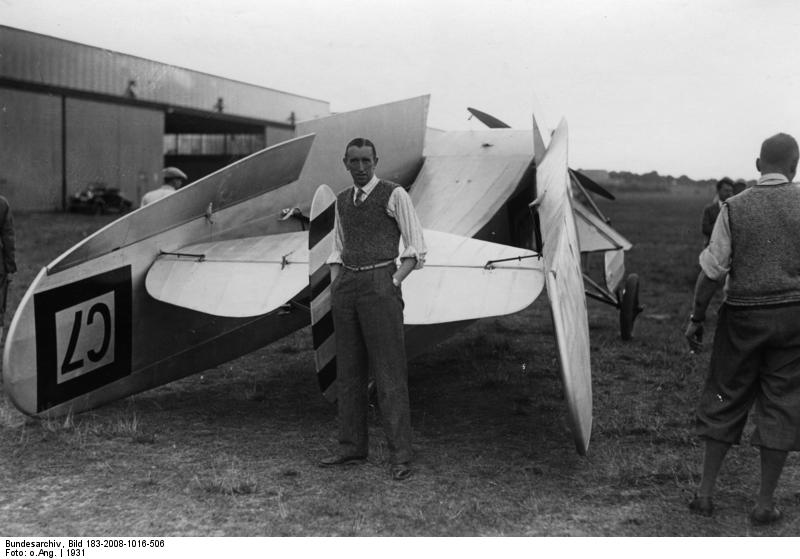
[163,108,294,186]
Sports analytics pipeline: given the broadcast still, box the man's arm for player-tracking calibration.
[388,188,427,286]
[686,204,732,351]
[685,270,720,352]
[326,202,344,281]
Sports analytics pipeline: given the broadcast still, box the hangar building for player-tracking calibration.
[0,26,330,211]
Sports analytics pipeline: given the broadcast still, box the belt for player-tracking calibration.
[342,260,395,272]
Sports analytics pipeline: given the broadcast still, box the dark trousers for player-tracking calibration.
[697,303,800,450]
[331,265,412,464]
[0,273,8,325]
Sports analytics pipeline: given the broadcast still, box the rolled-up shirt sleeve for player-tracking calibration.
[699,203,731,281]
[388,188,427,269]
[325,204,344,266]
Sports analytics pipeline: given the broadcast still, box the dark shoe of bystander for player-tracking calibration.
[749,506,782,526]
[688,494,714,517]
[391,462,412,481]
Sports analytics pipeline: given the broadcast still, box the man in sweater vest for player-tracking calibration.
[319,138,427,481]
[685,133,800,525]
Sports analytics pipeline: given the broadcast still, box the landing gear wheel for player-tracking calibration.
[619,273,642,341]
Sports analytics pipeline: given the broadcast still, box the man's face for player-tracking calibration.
[343,145,377,187]
[718,184,733,202]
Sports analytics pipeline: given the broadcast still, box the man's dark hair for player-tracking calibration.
[344,138,377,159]
[715,177,734,191]
[760,133,799,168]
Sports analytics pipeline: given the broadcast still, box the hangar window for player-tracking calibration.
[163,134,266,157]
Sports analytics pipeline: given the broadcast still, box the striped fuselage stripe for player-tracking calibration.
[309,204,336,251]
[309,189,337,396]
[309,266,332,300]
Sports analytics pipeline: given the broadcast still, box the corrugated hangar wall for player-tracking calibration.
[0,87,62,210]
[66,98,163,206]
[0,87,163,211]
[0,26,332,211]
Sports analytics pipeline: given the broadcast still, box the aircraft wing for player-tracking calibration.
[533,118,593,455]
[145,232,309,317]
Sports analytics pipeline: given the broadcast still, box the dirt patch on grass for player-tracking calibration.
[1,198,799,536]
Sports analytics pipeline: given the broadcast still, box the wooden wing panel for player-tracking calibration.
[534,119,593,455]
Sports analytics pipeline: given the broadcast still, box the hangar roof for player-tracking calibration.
[0,25,330,129]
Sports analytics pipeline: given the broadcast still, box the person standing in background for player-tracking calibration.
[0,195,17,342]
[701,177,734,246]
[140,167,188,207]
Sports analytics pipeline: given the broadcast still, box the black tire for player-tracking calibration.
[619,273,641,341]
[92,202,105,215]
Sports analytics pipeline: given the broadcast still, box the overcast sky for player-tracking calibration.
[3,0,799,180]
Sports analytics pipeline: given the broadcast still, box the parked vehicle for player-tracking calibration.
[68,183,133,215]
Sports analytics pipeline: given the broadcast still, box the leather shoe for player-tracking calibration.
[391,462,412,481]
[318,454,366,467]
[749,505,782,526]
[688,493,714,517]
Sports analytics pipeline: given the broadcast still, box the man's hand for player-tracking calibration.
[686,270,719,354]
[685,320,704,353]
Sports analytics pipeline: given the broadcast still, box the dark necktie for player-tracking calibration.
[354,187,365,207]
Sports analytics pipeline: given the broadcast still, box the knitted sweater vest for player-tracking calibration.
[726,183,800,306]
[338,180,401,268]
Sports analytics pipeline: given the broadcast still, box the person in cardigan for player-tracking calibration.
[319,137,426,481]
[701,177,734,246]
[685,132,800,526]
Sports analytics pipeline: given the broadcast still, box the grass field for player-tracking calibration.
[1,187,798,536]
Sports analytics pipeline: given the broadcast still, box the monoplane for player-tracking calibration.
[3,96,640,454]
